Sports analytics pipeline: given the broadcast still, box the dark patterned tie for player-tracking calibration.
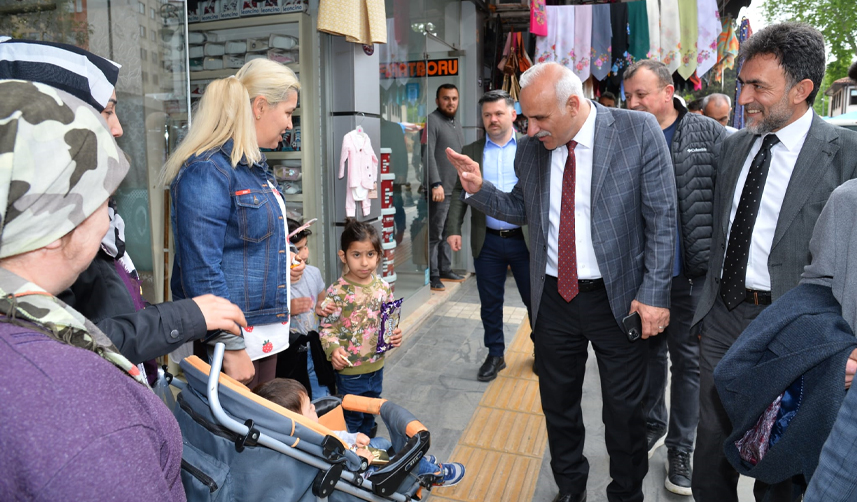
[558,141,579,302]
[720,134,781,309]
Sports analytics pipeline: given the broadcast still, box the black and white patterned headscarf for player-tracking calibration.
[0,37,121,112]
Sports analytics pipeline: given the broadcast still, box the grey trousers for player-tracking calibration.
[428,198,452,278]
[642,273,701,452]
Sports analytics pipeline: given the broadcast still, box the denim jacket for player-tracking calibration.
[170,140,290,349]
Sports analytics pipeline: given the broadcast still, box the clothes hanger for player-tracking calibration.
[355,112,365,134]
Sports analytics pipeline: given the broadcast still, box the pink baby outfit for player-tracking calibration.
[339,129,378,217]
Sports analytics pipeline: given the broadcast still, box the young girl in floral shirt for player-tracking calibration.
[320,218,402,434]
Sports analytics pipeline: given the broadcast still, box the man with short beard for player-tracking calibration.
[690,22,857,502]
[426,84,466,291]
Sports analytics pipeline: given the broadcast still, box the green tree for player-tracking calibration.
[762,0,856,115]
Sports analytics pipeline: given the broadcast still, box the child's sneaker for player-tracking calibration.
[423,454,437,465]
[434,462,466,487]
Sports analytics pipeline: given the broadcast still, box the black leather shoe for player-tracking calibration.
[532,352,538,376]
[440,271,466,282]
[430,277,445,291]
[552,492,586,502]
[477,355,506,382]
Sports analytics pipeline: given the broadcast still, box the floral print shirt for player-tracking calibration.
[319,274,393,375]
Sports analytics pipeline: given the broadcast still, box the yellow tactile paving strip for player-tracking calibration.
[430,318,546,502]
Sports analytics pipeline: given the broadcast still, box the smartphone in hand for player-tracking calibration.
[622,312,643,342]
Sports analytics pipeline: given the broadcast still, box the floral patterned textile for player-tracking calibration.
[646,0,661,60]
[695,0,721,77]
[677,0,698,79]
[535,6,574,68]
[530,0,547,37]
[661,0,682,73]
[573,5,592,81]
[590,4,612,81]
[319,274,393,375]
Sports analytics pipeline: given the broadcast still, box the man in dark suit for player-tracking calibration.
[447,90,531,382]
[447,62,676,502]
[690,22,857,502]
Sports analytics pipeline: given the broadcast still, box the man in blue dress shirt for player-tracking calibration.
[447,90,531,382]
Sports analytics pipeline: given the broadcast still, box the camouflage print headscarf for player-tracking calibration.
[0,80,144,385]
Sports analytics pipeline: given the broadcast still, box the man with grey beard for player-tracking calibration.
[690,22,857,502]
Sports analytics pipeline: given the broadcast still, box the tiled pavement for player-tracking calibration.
[383,274,755,501]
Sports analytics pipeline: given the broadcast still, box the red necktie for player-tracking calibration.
[558,141,579,302]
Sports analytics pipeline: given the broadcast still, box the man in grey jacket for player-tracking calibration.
[426,84,466,291]
[623,59,726,496]
[690,22,857,502]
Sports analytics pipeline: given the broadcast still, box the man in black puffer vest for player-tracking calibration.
[623,59,726,497]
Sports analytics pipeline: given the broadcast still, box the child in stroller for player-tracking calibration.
[177,343,451,501]
[254,378,465,487]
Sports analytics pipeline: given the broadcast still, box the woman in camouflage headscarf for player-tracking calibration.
[0,80,185,501]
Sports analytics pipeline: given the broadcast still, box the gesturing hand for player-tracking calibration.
[630,300,670,339]
[192,294,247,335]
[445,148,483,194]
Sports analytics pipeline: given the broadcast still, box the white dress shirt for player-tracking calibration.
[723,107,814,290]
[545,103,601,279]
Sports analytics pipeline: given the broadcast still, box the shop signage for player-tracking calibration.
[379,58,459,79]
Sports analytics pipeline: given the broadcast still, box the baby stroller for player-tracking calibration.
[174,343,433,502]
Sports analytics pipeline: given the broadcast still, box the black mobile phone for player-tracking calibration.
[622,312,643,342]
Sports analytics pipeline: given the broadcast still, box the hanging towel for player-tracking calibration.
[677,0,698,79]
[536,6,575,67]
[661,0,681,73]
[646,0,661,60]
[696,0,720,77]
[609,2,629,83]
[712,16,740,82]
[590,4,612,81]
[531,0,548,37]
[627,1,649,63]
[318,0,387,45]
[573,5,592,81]
[732,18,753,130]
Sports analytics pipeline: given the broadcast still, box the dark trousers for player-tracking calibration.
[692,294,797,502]
[643,273,701,452]
[473,231,532,357]
[535,276,648,502]
[429,198,452,278]
[336,368,383,435]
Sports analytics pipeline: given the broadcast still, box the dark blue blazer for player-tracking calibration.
[715,283,857,484]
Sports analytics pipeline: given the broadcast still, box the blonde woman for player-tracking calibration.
[161,59,305,387]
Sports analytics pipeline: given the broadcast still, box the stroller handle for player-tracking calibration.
[207,343,412,502]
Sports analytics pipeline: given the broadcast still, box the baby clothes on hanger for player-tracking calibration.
[339,126,378,217]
